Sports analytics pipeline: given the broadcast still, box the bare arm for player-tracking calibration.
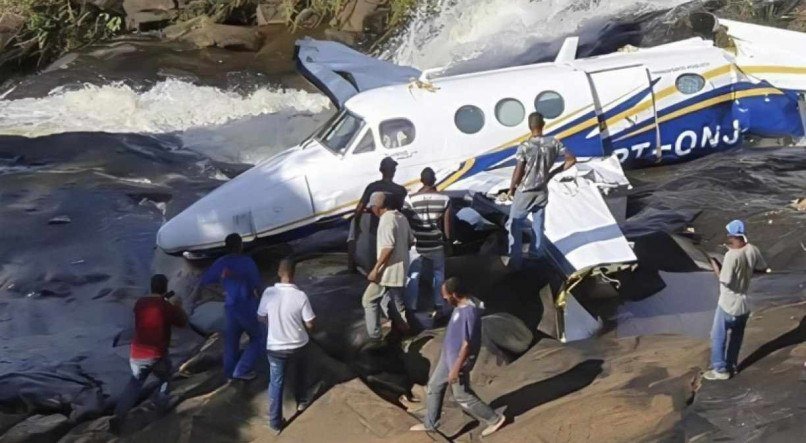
[508,161,526,196]
[258,315,267,324]
[443,204,453,240]
[448,341,472,383]
[305,319,316,332]
[369,247,394,282]
[353,202,367,233]
[563,150,577,170]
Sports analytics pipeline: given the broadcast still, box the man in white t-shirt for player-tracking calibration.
[257,259,316,434]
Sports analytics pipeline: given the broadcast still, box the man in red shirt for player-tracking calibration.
[111,274,187,432]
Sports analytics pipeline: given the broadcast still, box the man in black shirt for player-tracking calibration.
[348,157,408,271]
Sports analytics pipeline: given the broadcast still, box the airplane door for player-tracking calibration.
[585,66,660,163]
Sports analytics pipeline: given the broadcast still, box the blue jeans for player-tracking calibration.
[404,250,445,312]
[267,345,309,430]
[710,306,749,373]
[507,205,546,270]
[114,357,172,421]
[225,302,266,379]
[424,355,500,430]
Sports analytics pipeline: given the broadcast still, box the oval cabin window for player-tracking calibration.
[380,119,416,148]
[534,91,564,119]
[495,98,526,127]
[676,73,706,95]
[455,105,485,134]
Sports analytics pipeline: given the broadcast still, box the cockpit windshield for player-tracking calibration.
[315,111,364,155]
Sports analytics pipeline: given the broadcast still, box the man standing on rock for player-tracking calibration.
[348,156,409,272]
[507,112,576,270]
[403,167,452,319]
[704,220,769,381]
[112,274,187,433]
[363,191,414,344]
[195,233,265,381]
[257,259,316,435]
[410,277,505,437]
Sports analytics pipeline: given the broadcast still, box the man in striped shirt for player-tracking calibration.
[404,167,452,319]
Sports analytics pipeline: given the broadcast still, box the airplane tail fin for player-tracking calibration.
[717,17,806,93]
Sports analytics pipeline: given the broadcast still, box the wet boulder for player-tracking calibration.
[1,414,71,443]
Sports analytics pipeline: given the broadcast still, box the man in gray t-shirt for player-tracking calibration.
[506,112,576,269]
[704,220,768,381]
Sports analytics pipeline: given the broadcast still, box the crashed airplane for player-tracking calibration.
[157,16,805,324]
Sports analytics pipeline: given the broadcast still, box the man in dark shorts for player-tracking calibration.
[348,156,408,271]
[112,274,187,431]
[409,277,505,437]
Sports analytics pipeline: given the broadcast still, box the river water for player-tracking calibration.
[0,0,804,438]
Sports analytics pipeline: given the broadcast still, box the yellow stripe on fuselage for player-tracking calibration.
[615,87,783,140]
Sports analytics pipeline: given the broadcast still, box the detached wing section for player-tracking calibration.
[295,38,421,107]
[449,156,636,276]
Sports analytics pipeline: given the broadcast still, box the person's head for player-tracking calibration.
[725,219,748,247]
[225,233,243,254]
[151,274,169,296]
[528,112,545,136]
[369,191,387,217]
[277,258,296,283]
[420,167,436,187]
[441,277,469,307]
[380,157,398,180]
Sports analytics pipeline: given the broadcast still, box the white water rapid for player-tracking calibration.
[384,0,690,72]
[0,79,331,138]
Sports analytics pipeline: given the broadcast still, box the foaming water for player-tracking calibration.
[384,0,690,72]
[0,79,331,138]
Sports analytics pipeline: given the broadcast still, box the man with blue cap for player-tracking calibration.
[703,219,768,381]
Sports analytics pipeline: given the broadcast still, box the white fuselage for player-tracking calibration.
[157,20,806,254]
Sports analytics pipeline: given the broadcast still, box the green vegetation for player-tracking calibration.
[0,0,123,69]
[720,0,802,26]
[0,0,421,72]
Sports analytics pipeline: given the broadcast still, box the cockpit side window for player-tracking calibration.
[317,111,364,155]
[379,119,416,149]
[353,129,376,154]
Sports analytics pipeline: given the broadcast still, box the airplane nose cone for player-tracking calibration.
[156,158,317,254]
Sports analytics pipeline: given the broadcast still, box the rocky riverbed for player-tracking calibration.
[1,1,805,442]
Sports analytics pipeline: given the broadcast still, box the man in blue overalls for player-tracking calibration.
[196,233,265,380]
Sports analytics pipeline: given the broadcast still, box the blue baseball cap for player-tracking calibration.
[726,219,747,241]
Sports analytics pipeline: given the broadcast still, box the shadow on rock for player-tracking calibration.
[490,359,604,420]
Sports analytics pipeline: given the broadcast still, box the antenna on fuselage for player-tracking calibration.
[554,37,579,63]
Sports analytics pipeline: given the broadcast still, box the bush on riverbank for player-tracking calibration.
[0,0,123,69]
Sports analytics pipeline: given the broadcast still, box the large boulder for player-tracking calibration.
[330,0,382,33]
[166,19,264,51]
[122,0,177,31]
[2,414,71,443]
[0,13,25,51]
[85,0,125,14]
[256,1,287,26]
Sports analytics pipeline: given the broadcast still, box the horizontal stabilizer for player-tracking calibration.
[295,38,421,107]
